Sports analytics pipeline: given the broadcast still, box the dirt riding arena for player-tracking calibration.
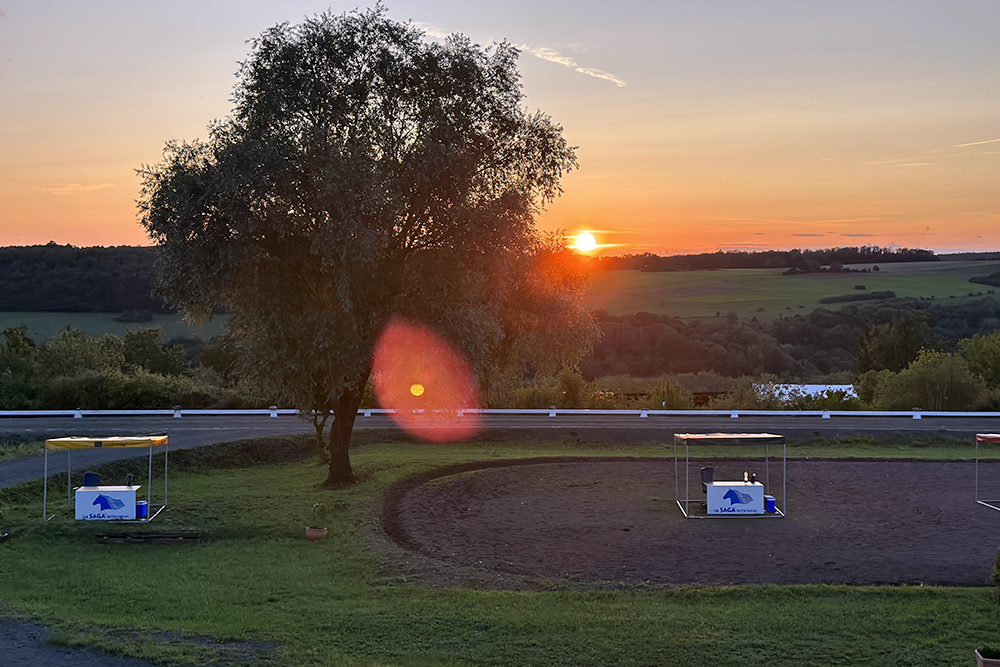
[384,458,1000,587]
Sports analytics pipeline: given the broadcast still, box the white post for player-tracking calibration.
[42,448,48,522]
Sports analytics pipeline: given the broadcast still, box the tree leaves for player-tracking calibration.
[137,8,588,483]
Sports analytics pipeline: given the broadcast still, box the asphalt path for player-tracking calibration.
[2,411,999,489]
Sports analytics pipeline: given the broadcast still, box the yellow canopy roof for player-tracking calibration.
[45,435,167,450]
[674,433,785,445]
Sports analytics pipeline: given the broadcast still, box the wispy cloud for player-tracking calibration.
[521,45,626,87]
[581,170,638,179]
[712,215,884,225]
[413,22,450,40]
[793,233,825,237]
[841,233,876,237]
[947,138,1000,149]
[47,183,115,195]
[530,47,576,68]
[717,243,772,250]
[871,137,1000,166]
[413,23,625,87]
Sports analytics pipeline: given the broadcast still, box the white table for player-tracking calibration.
[75,485,139,520]
[706,481,765,515]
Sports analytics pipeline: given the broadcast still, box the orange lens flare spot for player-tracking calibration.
[372,319,481,442]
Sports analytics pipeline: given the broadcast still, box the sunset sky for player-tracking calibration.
[1,1,998,255]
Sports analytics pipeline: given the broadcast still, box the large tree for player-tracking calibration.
[138,8,592,484]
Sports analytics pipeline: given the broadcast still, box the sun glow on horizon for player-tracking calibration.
[575,232,597,252]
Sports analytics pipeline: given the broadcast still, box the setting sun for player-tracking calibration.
[575,233,597,252]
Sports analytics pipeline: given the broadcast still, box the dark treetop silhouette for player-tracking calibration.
[138,8,594,484]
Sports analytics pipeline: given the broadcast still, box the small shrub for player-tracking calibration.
[646,378,694,409]
[309,501,330,529]
[555,368,592,409]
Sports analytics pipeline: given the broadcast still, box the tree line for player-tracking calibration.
[0,244,940,314]
[0,243,169,313]
[594,246,936,272]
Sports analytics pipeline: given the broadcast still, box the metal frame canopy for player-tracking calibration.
[43,435,169,523]
[975,434,1000,512]
[674,432,786,519]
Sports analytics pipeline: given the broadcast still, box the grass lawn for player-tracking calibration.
[1,434,998,666]
[584,260,1000,319]
[0,437,44,462]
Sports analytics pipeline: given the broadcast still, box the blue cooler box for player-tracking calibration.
[764,495,776,512]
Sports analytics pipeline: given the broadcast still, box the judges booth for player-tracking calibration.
[43,435,168,523]
[674,433,786,519]
[975,433,1000,512]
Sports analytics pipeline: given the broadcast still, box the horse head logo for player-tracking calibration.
[93,494,125,511]
[723,488,753,505]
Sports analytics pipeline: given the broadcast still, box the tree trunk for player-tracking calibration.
[312,411,330,463]
[325,388,361,486]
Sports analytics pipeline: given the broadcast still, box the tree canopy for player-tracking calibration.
[138,8,591,484]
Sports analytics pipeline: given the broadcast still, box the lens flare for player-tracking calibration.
[372,318,481,442]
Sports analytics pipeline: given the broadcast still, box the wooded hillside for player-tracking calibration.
[0,244,170,313]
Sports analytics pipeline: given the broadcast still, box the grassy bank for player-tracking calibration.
[0,436,44,462]
[0,434,998,666]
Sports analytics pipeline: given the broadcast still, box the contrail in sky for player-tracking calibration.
[412,22,625,87]
[521,45,626,87]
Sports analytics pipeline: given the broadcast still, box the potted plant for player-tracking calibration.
[305,502,329,541]
[976,645,1000,667]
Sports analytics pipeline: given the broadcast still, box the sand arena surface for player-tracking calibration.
[384,457,1000,587]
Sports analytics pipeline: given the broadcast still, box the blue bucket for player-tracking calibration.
[136,500,148,518]
[764,495,776,513]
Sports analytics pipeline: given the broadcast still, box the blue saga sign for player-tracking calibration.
[75,487,137,520]
[706,482,764,515]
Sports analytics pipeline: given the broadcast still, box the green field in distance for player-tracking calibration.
[583,260,1000,320]
[3,260,999,340]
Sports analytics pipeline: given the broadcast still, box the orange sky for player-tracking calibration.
[2,1,998,254]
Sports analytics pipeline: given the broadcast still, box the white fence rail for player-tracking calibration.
[3,408,1000,420]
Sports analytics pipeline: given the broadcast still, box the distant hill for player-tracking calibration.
[938,252,1000,261]
[0,243,171,313]
[594,246,937,272]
